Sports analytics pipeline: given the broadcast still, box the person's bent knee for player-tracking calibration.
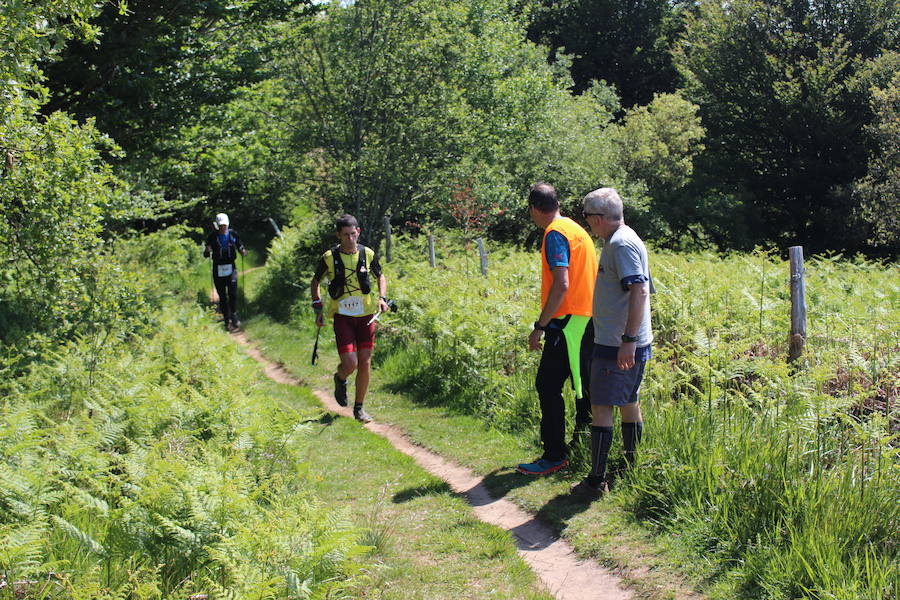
[339,352,358,372]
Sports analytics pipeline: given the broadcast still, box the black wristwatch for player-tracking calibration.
[533,321,547,331]
[621,333,638,343]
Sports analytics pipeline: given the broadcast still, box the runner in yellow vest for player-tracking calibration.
[310,214,389,422]
[518,182,598,476]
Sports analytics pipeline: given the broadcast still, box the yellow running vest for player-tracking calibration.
[322,246,379,318]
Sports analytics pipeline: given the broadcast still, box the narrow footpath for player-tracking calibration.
[231,330,633,600]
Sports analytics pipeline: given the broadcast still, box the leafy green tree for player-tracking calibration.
[614,93,705,193]
[277,0,549,244]
[523,0,688,108]
[854,69,900,253]
[0,0,107,94]
[41,0,315,163]
[277,0,632,247]
[611,92,706,243]
[674,0,900,253]
[0,1,154,352]
[142,78,308,229]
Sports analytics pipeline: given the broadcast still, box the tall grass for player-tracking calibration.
[272,231,898,599]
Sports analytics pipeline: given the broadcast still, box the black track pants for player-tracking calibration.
[213,270,238,320]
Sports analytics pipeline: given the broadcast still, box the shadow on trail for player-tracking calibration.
[392,481,454,503]
[480,468,533,500]
[479,468,594,531]
[534,493,594,531]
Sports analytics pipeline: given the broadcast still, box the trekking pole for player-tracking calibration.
[367,299,397,325]
[239,252,245,317]
[311,326,321,365]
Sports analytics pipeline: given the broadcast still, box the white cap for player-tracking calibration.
[214,213,229,227]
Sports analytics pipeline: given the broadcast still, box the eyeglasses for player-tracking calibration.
[582,211,604,219]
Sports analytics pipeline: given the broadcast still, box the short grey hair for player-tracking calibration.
[582,188,623,222]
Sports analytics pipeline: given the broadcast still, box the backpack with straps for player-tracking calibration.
[327,245,372,299]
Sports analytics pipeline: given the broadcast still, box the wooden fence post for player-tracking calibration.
[477,237,488,277]
[383,216,392,263]
[428,234,436,267]
[788,246,807,364]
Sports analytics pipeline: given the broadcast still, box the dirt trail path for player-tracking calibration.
[230,330,633,600]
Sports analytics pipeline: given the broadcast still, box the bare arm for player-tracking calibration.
[617,281,649,369]
[377,273,389,312]
[311,275,325,327]
[529,266,568,350]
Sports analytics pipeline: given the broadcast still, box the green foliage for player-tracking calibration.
[148,79,309,227]
[614,93,705,195]
[0,1,196,357]
[674,0,900,254]
[611,92,705,241]
[0,0,109,95]
[854,67,900,253]
[522,0,685,108]
[277,0,623,247]
[254,216,335,321]
[0,306,369,597]
[275,234,899,599]
[0,98,138,352]
[42,0,316,163]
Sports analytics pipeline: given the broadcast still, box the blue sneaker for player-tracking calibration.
[516,458,569,476]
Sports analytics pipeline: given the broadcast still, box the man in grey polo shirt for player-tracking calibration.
[573,187,653,498]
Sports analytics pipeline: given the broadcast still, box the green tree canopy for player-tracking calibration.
[523,0,687,108]
[854,68,900,251]
[674,0,900,253]
[41,0,315,162]
[277,0,622,247]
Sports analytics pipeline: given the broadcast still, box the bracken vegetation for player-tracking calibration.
[0,230,370,598]
[265,228,898,599]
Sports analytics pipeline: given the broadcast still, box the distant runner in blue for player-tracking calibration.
[204,212,247,330]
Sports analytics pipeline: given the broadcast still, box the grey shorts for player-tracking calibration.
[590,357,647,406]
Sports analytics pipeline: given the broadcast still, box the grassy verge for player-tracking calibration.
[235,269,557,599]
[241,232,899,600]
[241,305,704,600]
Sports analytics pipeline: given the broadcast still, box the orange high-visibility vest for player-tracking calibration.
[540,217,597,319]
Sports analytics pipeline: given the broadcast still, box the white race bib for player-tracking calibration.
[217,264,234,277]
[337,295,365,316]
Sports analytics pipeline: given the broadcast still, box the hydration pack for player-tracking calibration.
[327,245,372,299]
[216,231,238,262]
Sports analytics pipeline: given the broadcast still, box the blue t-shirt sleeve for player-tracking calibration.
[544,230,570,268]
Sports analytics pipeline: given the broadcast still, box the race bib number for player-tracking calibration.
[337,295,365,316]
[217,264,234,277]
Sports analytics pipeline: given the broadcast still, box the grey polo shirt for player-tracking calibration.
[592,225,653,348]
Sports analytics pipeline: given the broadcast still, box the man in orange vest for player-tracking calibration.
[517,182,597,476]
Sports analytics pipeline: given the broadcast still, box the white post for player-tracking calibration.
[477,237,488,277]
[788,246,807,364]
[428,234,436,267]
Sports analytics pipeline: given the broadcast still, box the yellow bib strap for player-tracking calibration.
[561,314,591,399]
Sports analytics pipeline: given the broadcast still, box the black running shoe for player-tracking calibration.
[353,405,373,423]
[570,477,607,500]
[333,373,348,407]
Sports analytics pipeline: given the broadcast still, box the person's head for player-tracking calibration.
[581,187,624,239]
[527,182,560,227]
[335,214,361,249]
[214,213,229,232]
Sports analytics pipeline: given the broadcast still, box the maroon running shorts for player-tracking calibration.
[333,313,376,355]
